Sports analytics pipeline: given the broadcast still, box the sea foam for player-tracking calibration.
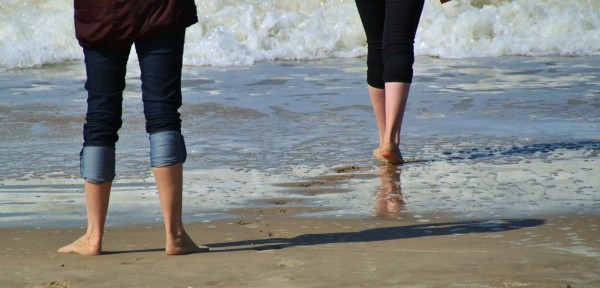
[1,0,599,69]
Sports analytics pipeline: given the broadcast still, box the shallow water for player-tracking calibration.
[0,56,598,227]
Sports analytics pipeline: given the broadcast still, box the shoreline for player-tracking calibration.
[2,144,598,229]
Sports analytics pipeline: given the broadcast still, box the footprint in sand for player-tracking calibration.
[39,281,70,288]
[276,258,306,268]
[120,257,145,265]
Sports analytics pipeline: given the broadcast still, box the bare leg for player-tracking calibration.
[58,181,111,255]
[381,82,411,165]
[369,85,386,148]
[153,163,208,255]
[369,85,388,162]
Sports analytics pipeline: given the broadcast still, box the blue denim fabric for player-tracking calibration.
[80,146,116,184]
[82,29,186,147]
[79,29,187,181]
[149,131,187,167]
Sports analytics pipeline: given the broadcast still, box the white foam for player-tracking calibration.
[1,0,599,69]
[0,0,80,69]
[417,0,600,58]
[397,149,600,217]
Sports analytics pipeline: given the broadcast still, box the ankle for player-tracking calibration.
[84,227,103,239]
[166,227,186,240]
[381,143,398,150]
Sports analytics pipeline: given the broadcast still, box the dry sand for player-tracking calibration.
[1,207,599,288]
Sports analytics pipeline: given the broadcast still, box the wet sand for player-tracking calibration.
[1,210,599,288]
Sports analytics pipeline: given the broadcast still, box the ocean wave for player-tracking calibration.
[1,0,598,69]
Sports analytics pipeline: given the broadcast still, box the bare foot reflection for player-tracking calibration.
[374,165,405,219]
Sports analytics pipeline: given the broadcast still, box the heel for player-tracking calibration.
[381,144,404,165]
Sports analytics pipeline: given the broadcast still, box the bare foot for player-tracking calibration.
[381,143,405,165]
[373,148,386,162]
[166,232,209,255]
[57,235,102,256]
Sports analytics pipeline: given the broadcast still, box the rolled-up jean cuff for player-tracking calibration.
[149,131,187,167]
[80,146,116,184]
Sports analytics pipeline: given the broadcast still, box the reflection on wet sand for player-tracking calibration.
[374,165,405,219]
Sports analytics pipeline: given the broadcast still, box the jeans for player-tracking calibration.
[355,0,425,88]
[80,30,187,184]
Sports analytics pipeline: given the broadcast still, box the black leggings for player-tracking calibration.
[355,0,424,88]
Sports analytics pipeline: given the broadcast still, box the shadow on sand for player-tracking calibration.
[205,218,544,253]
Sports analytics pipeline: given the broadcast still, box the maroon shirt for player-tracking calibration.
[74,0,198,48]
